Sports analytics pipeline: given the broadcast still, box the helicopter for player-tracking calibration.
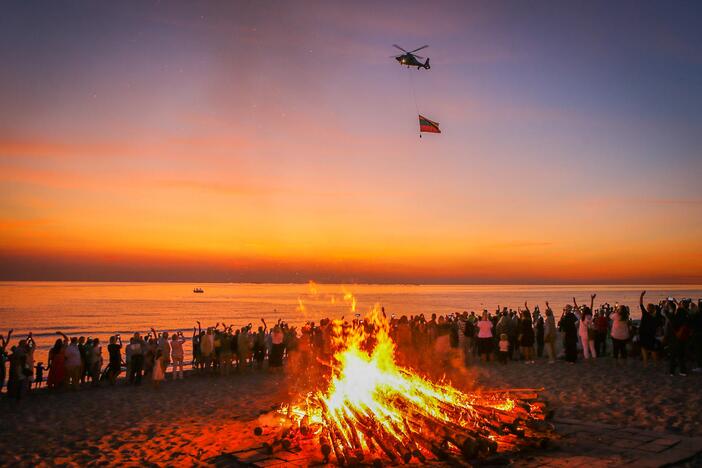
[393,44,430,70]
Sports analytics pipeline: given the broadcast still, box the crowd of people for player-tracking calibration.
[406,291,702,376]
[1,291,701,400]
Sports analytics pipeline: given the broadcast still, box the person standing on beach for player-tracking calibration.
[269,325,285,368]
[192,325,201,371]
[238,326,251,370]
[170,332,185,380]
[127,334,144,385]
[87,338,102,386]
[106,335,122,385]
[639,291,662,367]
[462,315,475,365]
[200,325,214,372]
[151,348,165,388]
[476,310,494,362]
[47,337,66,389]
[78,336,87,385]
[495,312,510,356]
[593,308,609,357]
[7,342,29,399]
[253,320,267,369]
[663,300,690,376]
[543,303,557,363]
[533,307,544,359]
[0,329,12,393]
[519,304,535,363]
[508,311,519,360]
[558,305,578,363]
[610,305,630,361]
[693,300,702,373]
[574,295,597,360]
[152,329,171,379]
[64,335,82,389]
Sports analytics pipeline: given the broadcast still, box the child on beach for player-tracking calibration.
[498,333,509,364]
[34,362,45,388]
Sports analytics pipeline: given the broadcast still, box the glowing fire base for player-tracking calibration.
[259,310,553,465]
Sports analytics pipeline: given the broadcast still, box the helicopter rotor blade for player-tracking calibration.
[393,44,409,53]
[409,45,429,53]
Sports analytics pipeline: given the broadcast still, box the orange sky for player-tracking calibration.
[1,2,701,283]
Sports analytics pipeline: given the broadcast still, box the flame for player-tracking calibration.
[282,304,543,463]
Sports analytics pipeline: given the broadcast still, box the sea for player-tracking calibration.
[1,282,701,362]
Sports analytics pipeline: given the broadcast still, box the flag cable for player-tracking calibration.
[408,70,422,138]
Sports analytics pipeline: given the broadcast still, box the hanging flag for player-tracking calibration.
[418,114,441,133]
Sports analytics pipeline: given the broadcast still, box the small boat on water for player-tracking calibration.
[193,288,204,294]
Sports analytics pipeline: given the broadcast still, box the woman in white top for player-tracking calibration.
[574,294,597,359]
[610,305,630,360]
[476,310,494,362]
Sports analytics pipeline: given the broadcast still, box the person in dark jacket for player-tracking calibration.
[558,305,578,363]
[663,300,690,376]
[639,291,662,367]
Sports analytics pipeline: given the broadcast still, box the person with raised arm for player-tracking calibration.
[7,338,29,399]
[25,332,36,379]
[61,332,82,390]
[192,324,201,371]
[106,334,123,385]
[543,303,557,363]
[170,331,185,380]
[200,323,215,372]
[558,303,578,363]
[574,294,597,359]
[0,329,13,393]
[610,303,631,362]
[152,327,171,379]
[519,302,535,363]
[533,306,545,359]
[639,291,662,367]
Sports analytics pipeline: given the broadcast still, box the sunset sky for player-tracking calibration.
[1,1,701,283]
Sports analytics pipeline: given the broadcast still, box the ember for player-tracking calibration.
[261,306,553,465]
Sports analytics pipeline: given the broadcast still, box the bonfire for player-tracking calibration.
[257,307,553,465]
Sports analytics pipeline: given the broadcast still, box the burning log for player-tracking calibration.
[268,309,553,465]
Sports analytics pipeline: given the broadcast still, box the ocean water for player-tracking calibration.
[1,282,701,362]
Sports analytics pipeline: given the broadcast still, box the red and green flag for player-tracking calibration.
[418,114,441,133]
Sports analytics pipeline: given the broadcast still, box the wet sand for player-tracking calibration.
[0,358,700,466]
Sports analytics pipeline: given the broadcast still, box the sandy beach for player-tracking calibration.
[1,357,700,466]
